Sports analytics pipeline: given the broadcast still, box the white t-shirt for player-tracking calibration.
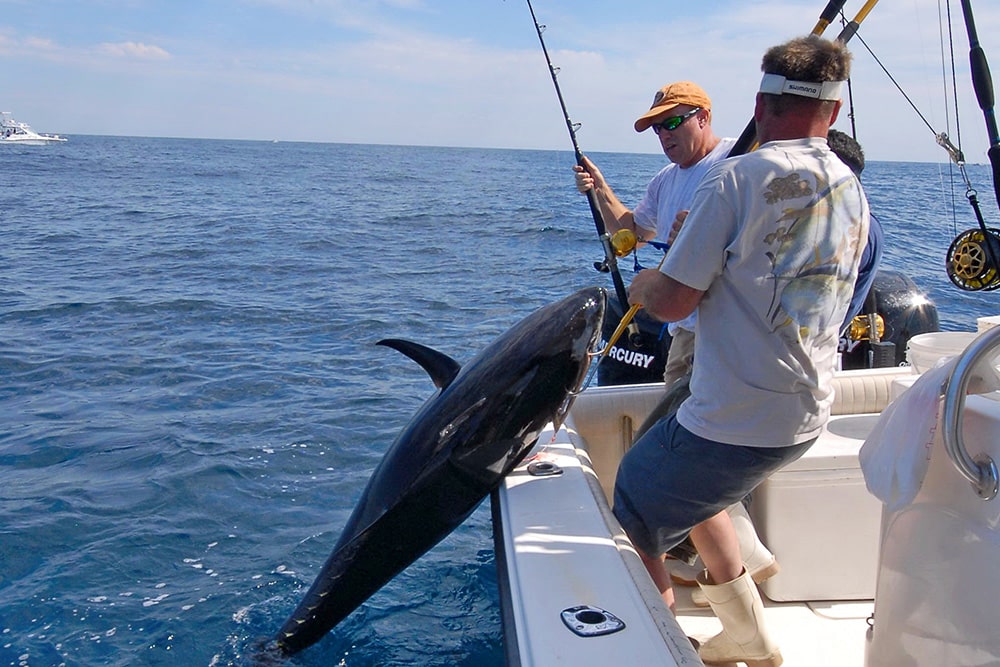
[632,137,737,334]
[633,137,738,239]
[663,138,870,447]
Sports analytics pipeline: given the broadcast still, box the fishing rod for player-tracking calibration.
[728,0,880,158]
[958,0,1000,216]
[941,0,1000,291]
[830,1,1000,290]
[524,0,634,322]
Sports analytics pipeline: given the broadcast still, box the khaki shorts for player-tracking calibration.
[663,327,695,387]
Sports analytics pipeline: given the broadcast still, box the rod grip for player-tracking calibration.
[817,0,848,26]
[971,47,997,116]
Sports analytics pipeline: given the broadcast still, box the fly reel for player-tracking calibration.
[945,228,1000,291]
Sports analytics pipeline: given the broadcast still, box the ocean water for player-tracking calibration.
[2,136,998,667]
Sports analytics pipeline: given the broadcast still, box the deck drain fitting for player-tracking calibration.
[560,605,626,637]
[527,460,563,476]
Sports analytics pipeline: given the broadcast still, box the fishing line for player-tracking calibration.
[848,27,963,158]
[524,0,639,347]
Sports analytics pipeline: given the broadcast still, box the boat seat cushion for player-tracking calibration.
[830,366,911,415]
[566,368,912,502]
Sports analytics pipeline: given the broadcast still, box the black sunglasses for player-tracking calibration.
[651,108,701,134]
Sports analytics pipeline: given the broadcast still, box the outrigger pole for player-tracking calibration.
[524,0,632,318]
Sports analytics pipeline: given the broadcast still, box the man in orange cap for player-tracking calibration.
[574,80,735,388]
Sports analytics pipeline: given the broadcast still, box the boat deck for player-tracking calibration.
[672,578,871,666]
[496,370,905,666]
[496,421,876,666]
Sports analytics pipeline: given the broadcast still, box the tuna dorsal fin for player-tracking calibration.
[377,339,462,389]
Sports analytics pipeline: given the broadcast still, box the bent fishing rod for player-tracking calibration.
[524,0,633,320]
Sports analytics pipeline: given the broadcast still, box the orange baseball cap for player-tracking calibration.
[634,81,712,132]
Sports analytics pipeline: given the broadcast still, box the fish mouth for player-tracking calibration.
[556,287,606,419]
[578,288,607,364]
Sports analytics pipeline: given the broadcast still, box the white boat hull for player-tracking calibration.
[0,137,67,145]
[1,112,67,144]
[493,414,701,666]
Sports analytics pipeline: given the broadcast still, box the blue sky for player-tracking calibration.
[3,0,1000,162]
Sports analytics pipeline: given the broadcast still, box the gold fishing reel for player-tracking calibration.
[846,313,885,342]
[946,228,1000,291]
[610,229,638,257]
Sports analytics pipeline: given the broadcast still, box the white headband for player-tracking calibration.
[759,73,843,100]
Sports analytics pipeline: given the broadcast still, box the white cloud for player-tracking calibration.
[5,0,1000,162]
[23,36,57,50]
[97,41,171,60]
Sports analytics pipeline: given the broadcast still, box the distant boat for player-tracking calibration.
[1,111,67,144]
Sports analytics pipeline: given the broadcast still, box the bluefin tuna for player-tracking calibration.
[268,287,606,656]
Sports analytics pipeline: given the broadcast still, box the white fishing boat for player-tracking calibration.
[492,2,1000,666]
[1,111,67,144]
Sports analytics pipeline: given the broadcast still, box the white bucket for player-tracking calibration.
[977,315,1000,333]
[905,331,978,373]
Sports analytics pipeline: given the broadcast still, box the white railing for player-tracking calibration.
[942,327,1000,500]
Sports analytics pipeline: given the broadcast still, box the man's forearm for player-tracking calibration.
[628,269,703,322]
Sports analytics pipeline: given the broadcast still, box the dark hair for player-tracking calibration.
[827,129,865,175]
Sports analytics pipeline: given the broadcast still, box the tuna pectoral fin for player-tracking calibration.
[377,338,461,389]
[451,436,537,488]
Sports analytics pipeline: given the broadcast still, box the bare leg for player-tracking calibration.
[689,510,742,585]
[637,547,676,612]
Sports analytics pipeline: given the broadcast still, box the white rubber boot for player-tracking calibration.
[696,568,783,667]
[689,501,779,607]
[730,500,780,582]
